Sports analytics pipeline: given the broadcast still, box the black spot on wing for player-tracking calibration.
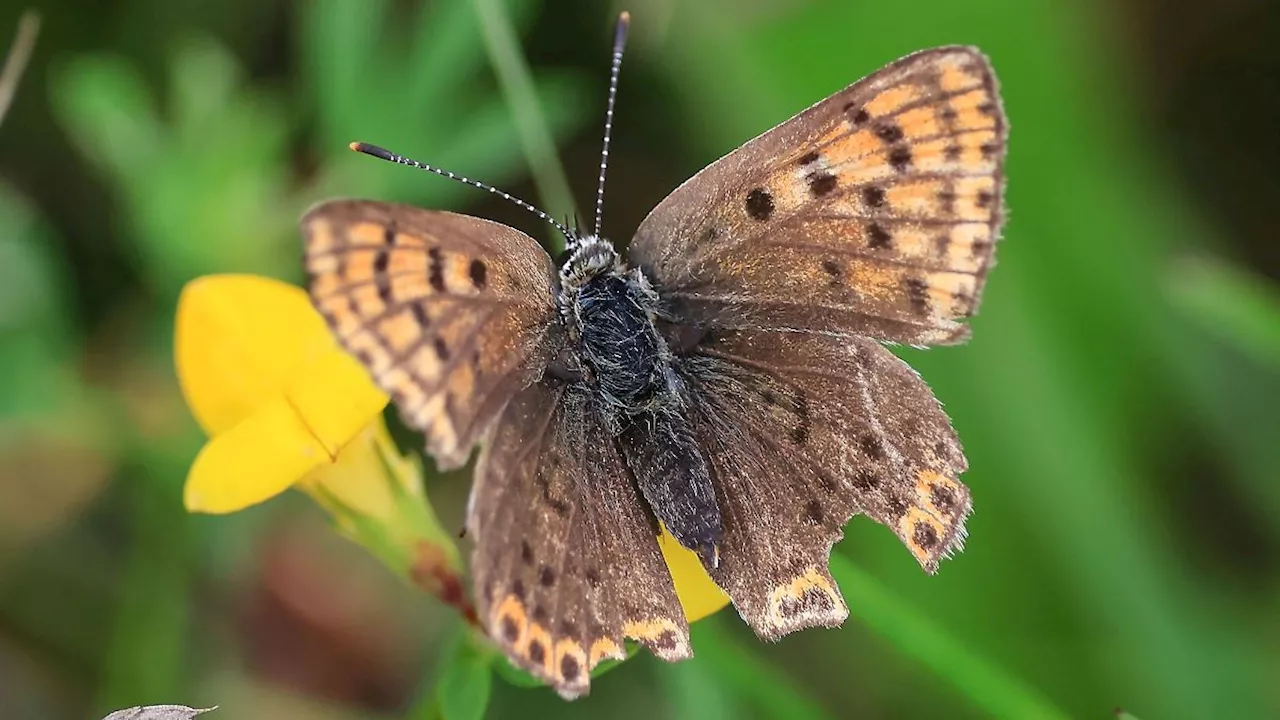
[937,189,957,214]
[433,336,451,361]
[903,277,931,315]
[469,259,487,289]
[654,630,678,651]
[933,234,951,259]
[860,434,886,460]
[745,188,775,221]
[428,247,445,292]
[411,302,430,328]
[862,186,886,208]
[561,654,581,682]
[888,146,913,172]
[843,103,870,125]
[931,484,956,513]
[866,222,892,250]
[808,172,838,198]
[501,615,520,642]
[913,521,939,550]
[875,122,904,143]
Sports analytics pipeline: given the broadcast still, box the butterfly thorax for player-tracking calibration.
[559,235,669,418]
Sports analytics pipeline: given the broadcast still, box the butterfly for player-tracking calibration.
[301,11,1006,699]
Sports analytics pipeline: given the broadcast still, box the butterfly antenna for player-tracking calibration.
[348,142,575,241]
[592,10,631,239]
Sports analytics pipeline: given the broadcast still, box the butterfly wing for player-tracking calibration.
[630,46,1007,345]
[680,329,970,639]
[469,378,691,698]
[302,200,563,469]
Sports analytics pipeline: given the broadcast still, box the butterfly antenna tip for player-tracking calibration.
[592,10,632,238]
[347,140,573,240]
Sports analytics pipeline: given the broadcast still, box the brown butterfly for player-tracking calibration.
[302,11,1006,699]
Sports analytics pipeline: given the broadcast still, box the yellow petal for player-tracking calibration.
[658,528,731,623]
[176,274,333,436]
[285,343,388,457]
[299,422,398,522]
[184,395,330,513]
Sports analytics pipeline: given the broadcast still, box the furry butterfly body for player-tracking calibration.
[303,28,1006,698]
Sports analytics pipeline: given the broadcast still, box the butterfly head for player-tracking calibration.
[558,233,620,289]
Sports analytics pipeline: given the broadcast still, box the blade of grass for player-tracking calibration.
[829,555,1072,720]
[1167,256,1280,368]
[690,620,835,720]
[471,0,578,249]
[0,10,39,128]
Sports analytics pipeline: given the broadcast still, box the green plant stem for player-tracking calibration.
[830,555,1071,720]
[471,0,578,250]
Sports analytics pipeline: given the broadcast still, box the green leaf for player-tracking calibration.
[435,633,493,720]
[51,55,163,178]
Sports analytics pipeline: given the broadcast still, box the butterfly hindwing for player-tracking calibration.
[470,378,692,698]
[303,200,563,469]
[679,328,971,639]
[631,46,1007,345]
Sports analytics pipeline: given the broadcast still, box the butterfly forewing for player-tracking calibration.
[470,379,691,699]
[680,329,971,638]
[302,200,563,468]
[631,46,1007,345]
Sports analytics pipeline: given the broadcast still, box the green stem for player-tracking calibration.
[830,555,1071,720]
[471,0,578,250]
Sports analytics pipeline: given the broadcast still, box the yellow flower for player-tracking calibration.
[175,274,400,517]
[174,273,727,622]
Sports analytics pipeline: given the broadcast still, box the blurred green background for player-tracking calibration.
[1,0,1277,718]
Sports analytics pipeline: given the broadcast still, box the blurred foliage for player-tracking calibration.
[1,0,1277,719]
